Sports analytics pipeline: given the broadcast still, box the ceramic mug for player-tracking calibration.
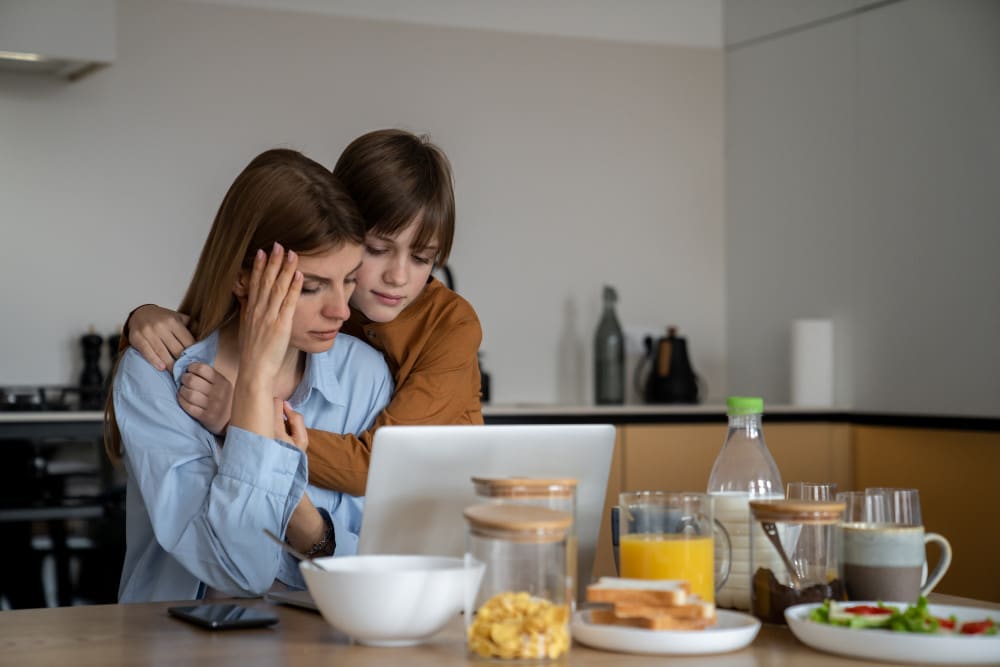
[611,491,731,603]
[838,489,952,601]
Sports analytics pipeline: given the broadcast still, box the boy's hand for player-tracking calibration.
[177,362,233,435]
[128,304,195,372]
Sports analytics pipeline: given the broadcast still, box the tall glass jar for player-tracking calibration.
[463,504,572,661]
[707,396,784,610]
[749,499,846,624]
[471,477,579,603]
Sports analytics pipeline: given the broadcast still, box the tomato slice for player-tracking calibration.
[960,619,995,635]
[844,605,894,616]
[936,617,956,630]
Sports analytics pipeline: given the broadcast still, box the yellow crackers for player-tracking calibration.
[467,591,571,660]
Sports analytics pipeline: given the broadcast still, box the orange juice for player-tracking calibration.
[619,533,715,602]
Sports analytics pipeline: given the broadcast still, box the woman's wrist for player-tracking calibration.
[303,508,336,557]
[229,377,274,436]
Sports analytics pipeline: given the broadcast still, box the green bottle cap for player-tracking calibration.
[727,396,764,415]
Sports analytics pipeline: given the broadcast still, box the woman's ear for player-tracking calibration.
[233,271,249,299]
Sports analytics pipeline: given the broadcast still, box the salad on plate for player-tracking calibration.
[809,597,997,635]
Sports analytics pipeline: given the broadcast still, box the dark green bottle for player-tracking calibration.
[594,285,624,404]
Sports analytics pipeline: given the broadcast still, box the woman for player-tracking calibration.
[105,149,393,603]
[123,130,483,497]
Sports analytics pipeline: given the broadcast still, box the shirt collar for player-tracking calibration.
[292,348,346,408]
[171,333,218,385]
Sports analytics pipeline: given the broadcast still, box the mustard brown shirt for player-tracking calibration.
[305,277,484,495]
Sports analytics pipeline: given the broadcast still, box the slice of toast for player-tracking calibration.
[611,599,717,622]
[585,577,690,606]
[589,608,716,631]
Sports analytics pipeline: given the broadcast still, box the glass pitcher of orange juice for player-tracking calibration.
[615,491,731,603]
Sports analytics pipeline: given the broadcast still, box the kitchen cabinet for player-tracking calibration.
[590,421,851,580]
[619,422,851,495]
[590,420,997,603]
[853,426,1000,603]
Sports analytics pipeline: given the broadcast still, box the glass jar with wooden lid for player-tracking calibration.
[471,476,579,602]
[749,499,846,624]
[463,504,573,661]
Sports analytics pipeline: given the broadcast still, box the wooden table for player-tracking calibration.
[1,595,996,667]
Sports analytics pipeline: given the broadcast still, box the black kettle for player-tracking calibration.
[635,326,700,404]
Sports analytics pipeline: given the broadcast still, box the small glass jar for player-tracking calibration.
[463,504,573,661]
[749,499,846,624]
[471,477,578,603]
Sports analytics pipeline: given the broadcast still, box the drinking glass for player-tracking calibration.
[837,491,889,524]
[614,491,731,603]
[786,482,837,501]
[865,487,922,526]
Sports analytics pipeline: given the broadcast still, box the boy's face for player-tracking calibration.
[351,219,438,323]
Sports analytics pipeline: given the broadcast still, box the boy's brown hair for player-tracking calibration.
[333,129,455,267]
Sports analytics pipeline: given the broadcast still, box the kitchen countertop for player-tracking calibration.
[0,594,995,666]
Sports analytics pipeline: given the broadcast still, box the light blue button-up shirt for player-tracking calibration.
[114,330,392,603]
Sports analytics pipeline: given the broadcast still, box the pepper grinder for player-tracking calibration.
[80,327,104,409]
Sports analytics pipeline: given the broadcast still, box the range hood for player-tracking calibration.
[0,0,115,81]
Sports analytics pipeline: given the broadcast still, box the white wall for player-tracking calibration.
[726,0,1000,416]
[0,0,725,406]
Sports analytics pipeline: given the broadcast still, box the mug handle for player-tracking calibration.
[713,518,731,592]
[920,532,952,596]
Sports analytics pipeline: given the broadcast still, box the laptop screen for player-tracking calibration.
[357,424,615,601]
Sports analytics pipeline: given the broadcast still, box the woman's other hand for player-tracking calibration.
[128,305,195,372]
[274,399,308,452]
[178,362,233,435]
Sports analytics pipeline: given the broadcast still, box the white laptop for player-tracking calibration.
[268,423,615,609]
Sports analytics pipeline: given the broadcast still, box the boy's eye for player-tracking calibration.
[412,254,433,265]
[365,245,387,256]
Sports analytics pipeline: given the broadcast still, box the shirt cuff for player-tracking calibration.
[217,425,307,495]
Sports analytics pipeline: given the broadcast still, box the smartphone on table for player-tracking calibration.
[168,603,279,630]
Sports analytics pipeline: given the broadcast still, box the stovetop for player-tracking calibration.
[0,386,104,412]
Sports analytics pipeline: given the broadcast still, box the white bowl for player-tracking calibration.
[300,554,485,647]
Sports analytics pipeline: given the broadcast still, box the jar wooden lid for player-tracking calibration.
[463,504,572,542]
[471,476,577,499]
[749,499,845,523]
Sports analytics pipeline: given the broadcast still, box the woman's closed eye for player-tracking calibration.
[364,245,388,256]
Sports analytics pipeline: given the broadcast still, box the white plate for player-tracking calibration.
[571,608,761,656]
[785,601,1000,665]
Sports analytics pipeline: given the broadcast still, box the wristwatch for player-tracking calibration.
[304,508,336,557]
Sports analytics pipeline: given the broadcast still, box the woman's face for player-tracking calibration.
[350,219,437,323]
[288,242,365,354]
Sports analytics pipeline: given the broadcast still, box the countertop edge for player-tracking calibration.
[3,408,999,432]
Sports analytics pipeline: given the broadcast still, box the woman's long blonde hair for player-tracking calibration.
[104,149,364,461]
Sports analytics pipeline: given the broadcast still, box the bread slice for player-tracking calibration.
[589,608,716,631]
[612,599,716,622]
[585,577,690,606]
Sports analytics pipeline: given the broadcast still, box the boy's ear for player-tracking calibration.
[233,271,249,298]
